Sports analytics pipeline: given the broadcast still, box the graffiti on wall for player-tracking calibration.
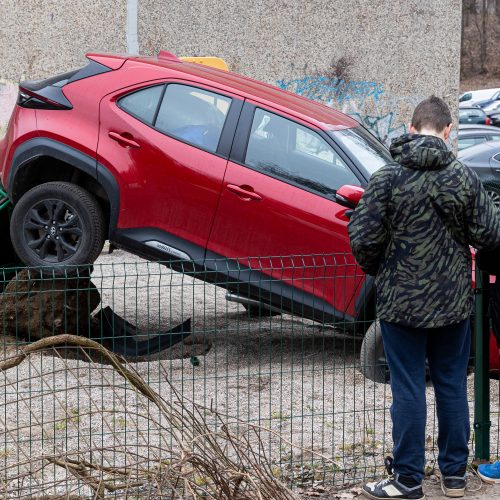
[0,81,17,138]
[277,76,423,146]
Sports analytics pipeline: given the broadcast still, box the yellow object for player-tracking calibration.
[180,57,229,71]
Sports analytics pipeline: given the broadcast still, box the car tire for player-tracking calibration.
[10,182,106,274]
[484,181,500,211]
[359,320,388,383]
[243,303,281,317]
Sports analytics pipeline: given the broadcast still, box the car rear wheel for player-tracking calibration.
[484,181,500,211]
[359,320,388,383]
[10,182,105,274]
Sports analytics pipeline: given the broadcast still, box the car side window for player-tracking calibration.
[245,108,360,196]
[155,84,232,152]
[118,85,164,124]
[489,135,500,142]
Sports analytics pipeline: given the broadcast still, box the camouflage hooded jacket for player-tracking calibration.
[348,134,500,328]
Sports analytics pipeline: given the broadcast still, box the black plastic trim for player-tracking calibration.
[217,99,244,158]
[19,61,112,111]
[7,137,120,235]
[112,225,353,326]
[113,227,205,262]
[229,102,256,164]
[67,60,112,85]
[19,85,73,110]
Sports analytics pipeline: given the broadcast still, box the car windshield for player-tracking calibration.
[330,126,393,175]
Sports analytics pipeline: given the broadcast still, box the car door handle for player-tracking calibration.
[108,131,140,148]
[226,184,262,201]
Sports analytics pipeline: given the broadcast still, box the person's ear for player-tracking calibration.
[409,124,417,134]
[443,123,453,141]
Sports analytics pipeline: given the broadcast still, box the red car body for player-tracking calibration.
[0,51,497,375]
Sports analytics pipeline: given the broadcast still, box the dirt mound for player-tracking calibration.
[0,269,100,340]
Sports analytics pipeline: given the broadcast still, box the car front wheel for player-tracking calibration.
[359,320,389,383]
[10,182,105,274]
[484,181,500,211]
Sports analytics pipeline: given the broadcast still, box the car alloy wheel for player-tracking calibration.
[23,199,83,263]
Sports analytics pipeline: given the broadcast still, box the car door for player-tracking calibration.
[98,80,242,261]
[206,102,365,320]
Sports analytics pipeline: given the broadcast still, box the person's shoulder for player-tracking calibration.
[445,158,480,184]
[369,162,399,185]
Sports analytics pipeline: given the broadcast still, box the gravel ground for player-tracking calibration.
[0,249,499,497]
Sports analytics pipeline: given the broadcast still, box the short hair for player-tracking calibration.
[411,96,452,133]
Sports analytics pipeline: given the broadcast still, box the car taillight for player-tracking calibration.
[486,117,492,125]
[17,86,72,110]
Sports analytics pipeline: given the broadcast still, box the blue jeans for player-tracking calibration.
[381,319,471,483]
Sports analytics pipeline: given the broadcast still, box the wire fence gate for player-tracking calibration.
[0,251,495,498]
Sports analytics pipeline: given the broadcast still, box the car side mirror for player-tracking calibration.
[335,185,365,209]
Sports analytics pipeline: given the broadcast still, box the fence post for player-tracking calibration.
[474,270,490,462]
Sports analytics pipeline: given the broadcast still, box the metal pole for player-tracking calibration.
[474,270,490,462]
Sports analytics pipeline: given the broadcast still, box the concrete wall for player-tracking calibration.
[0,0,462,144]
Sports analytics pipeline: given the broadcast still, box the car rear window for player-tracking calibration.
[459,108,486,119]
[330,126,392,175]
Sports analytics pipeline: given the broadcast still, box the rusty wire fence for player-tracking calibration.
[0,250,494,498]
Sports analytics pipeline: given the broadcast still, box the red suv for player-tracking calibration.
[0,51,394,328]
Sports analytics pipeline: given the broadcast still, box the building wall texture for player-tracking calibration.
[0,0,462,144]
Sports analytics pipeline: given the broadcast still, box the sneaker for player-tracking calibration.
[478,461,500,484]
[362,457,425,499]
[362,477,425,499]
[440,469,466,497]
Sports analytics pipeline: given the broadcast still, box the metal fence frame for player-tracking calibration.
[0,255,494,497]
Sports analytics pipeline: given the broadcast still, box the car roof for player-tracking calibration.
[459,105,486,111]
[459,124,498,130]
[123,54,359,131]
[458,139,500,159]
[459,125,500,135]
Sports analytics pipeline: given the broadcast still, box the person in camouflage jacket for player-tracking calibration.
[349,96,500,500]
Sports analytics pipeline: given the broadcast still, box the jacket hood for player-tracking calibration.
[389,134,455,171]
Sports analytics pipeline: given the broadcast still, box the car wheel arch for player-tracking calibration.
[7,137,119,238]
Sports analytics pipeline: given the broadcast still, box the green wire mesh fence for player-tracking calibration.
[0,251,491,497]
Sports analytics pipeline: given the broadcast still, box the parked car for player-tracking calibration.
[459,105,491,125]
[489,111,500,128]
[458,124,500,151]
[458,140,500,208]
[459,88,500,107]
[483,100,500,114]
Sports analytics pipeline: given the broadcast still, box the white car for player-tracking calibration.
[459,88,500,106]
